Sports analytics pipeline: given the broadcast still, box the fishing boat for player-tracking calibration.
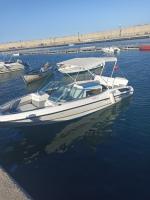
[0,57,133,127]
[22,63,52,84]
[0,59,25,74]
[57,57,105,74]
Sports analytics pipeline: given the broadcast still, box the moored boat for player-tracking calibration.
[139,45,150,51]
[0,57,133,127]
[12,53,21,57]
[102,47,120,54]
[22,62,52,84]
[23,71,52,84]
[0,59,25,74]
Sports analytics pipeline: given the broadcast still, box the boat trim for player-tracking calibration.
[5,96,111,122]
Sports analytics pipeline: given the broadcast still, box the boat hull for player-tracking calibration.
[0,86,133,127]
[0,63,24,74]
[139,45,150,51]
[23,71,52,84]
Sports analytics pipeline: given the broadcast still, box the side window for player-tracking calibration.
[86,89,101,97]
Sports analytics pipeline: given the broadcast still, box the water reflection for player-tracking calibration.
[45,99,131,154]
[0,98,131,170]
[0,70,23,84]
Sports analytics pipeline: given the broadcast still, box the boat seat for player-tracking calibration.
[17,103,37,112]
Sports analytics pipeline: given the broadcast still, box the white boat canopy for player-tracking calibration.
[57,57,117,69]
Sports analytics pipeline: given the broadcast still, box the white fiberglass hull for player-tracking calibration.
[0,62,24,74]
[0,86,133,127]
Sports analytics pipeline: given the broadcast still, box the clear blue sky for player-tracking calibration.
[0,0,150,43]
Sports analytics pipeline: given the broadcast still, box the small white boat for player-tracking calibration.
[68,43,74,47]
[0,57,133,127]
[0,59,25,74]
[102,47,120,54]
[113,47,120,53]
[13,53,20,57]
[57,57,105,74]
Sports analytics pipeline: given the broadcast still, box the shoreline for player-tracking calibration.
[0,34,149,53]
[0,24,150,53]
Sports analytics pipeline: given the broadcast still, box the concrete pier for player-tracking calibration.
[0,167,31,200]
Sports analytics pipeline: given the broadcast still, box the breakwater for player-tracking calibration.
[0,24,150,52]
[4,45,138,56]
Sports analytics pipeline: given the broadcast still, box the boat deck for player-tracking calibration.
[17,103,37,112]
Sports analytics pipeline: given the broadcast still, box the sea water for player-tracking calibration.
[0,39,150,200]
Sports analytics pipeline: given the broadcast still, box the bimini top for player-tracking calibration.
[57,57,117,74]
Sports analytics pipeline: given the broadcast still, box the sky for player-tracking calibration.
[0,0,150,43]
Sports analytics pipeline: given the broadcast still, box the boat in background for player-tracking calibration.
[12,52,21,57]
[102,47,120,54]
[22,62,53,84]
[0,56,133,127]
[139,45,150,51]
[0,59,25,74]
[68,43,75,47]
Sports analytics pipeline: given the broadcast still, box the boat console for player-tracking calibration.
[31,93,49,108]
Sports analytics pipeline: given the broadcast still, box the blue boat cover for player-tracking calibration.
[79,82,102,91]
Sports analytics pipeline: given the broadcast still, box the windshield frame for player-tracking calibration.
[49,84,84,102]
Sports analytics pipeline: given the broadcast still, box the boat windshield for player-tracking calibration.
[49,85,84,102]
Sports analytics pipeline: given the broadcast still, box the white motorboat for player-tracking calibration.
[57,57,105,74]
[0,59,25,74]
[113,47,120,54]
[68,43,74,47]
[102,47,120,54]
[12,53,20,57]
[0,57,133,127]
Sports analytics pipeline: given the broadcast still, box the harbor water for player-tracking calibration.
[0,39,150,200]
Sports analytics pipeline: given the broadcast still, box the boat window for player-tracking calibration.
[86,89,101,97]
[118,88,129,92]
[50,86,71,101]
[49,85,84,102]
[69,87,84,99]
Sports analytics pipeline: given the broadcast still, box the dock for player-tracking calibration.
[0,166,31,200]
[0,45,140,56]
